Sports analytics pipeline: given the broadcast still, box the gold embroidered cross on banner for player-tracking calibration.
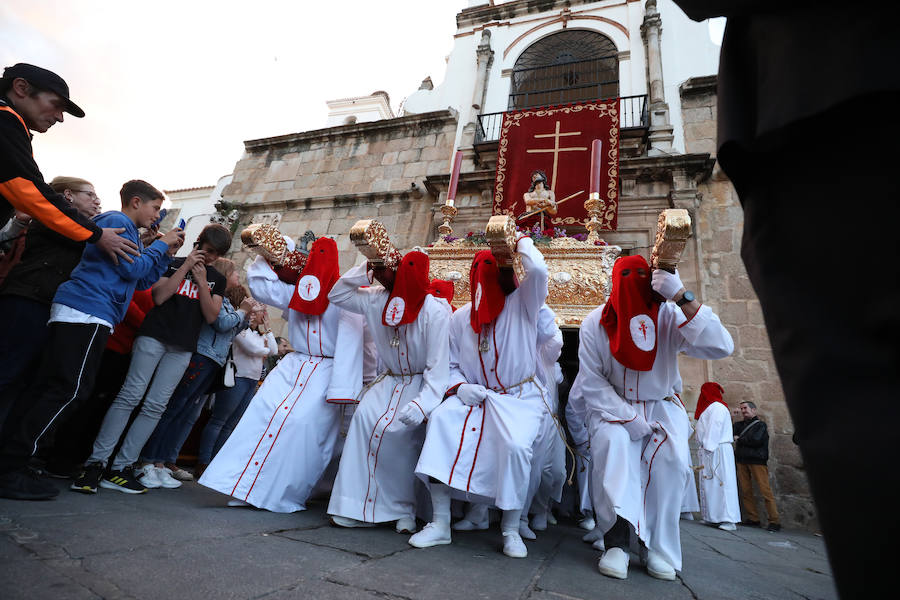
[526,120,587,190]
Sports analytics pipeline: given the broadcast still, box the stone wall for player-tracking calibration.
[680,76,816,530]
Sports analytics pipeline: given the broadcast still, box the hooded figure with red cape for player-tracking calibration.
[199,236,364,513]
[577,256,733,582]
[412,235,549,559]
[693,382,740,531]
[326,250,449,534]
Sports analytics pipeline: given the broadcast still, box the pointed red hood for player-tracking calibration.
[469,249,506,334]
[600,255,660,371]
[428,279,456,311]
[695,381,726,420]
[288,237,339,316]
[382,251,430,326]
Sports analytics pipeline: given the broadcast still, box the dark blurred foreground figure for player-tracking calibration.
[672,3,900,596]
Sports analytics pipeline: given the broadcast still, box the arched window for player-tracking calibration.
[509,30,619,111]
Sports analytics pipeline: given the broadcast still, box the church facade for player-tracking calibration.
[215,1,813,529]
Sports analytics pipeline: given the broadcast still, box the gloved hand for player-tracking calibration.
[397,402,425,428]
[651,268,684,301]
[622,414,654,441]
[457,383,488,407]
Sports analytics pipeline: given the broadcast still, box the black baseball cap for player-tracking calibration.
[1,63,85,118]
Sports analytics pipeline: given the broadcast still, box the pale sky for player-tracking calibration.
[1,1,469,210]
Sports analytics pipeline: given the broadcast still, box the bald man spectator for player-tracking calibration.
[0,63,138,263]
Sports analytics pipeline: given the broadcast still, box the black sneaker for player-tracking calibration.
[741,519,761,527]
[0,468,59,500]
[70,462,105,494]
[99,466,147,494]
[767,522,782,532]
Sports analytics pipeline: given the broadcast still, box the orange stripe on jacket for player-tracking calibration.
[0,105,28,137]
[0,178,95,242]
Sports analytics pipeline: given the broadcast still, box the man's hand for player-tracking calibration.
[13,209,32,224]
[159,228,185,254]
[97,228,140,265]
[397,402,425,428]
[651,268,684,301]
[458,383,488,407]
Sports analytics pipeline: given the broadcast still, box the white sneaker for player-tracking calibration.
[155,467,182,489]
[582,528,602,543]
[330,515,375,528]
[597,547,629,579]
[408,522,451,548]
[547,512,557,525]
[137,465,162,489]
[395,516,417,534]
[646,550,676,581]
[519,520,537,540]
[579,516,596,531]
[718,522,737,531]
[452,517,488,531]
[530,511,548,531]
[502,531,528,558]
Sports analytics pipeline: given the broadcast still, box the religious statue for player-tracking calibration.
[523,170,557,217]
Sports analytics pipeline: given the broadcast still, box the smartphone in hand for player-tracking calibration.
[177,218,186,230]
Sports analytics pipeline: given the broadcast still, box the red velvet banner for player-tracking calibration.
[492,100,620,230]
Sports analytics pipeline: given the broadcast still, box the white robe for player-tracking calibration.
[327,263,449,523]
[578,302,733,571]
[416,237,549,511]
[199,257,363,512]
[695,402,741,525]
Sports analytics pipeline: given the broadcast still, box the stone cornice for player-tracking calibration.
[243,109,457,151]
[679,75,718,97]
[620,153,715,182]
[457,0,634,29]
[228,189,425,214]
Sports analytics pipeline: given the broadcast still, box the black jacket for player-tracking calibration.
[0,220,86,305]
[733,417,769,465]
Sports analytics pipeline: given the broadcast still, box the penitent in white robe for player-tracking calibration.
[326,263,449,523]
[199,257,363,513]
[416,237,549,511]
[695,402,741,525]
[577,302,733,571]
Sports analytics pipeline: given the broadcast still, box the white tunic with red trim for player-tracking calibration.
[695,401,741,525]
[326,263,449,523]
[199,257,363,513]
[578,301,733,571]
[416,237,549,511]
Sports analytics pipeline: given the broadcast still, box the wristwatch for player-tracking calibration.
[676,290,695,306]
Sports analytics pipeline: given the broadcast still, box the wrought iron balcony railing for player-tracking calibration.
[475,95,649,144]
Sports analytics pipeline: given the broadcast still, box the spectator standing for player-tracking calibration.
[733,401,780,531]
[72,224,231,495]
[0,180,181,500]
[0,63,137,262]
[138,264,253,486]
[194,306,277,476]
[0,176,101,412]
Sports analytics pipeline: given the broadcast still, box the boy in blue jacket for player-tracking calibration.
[0,179,183,500]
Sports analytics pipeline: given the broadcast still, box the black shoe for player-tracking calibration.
[741,519,761,527]
[767,522,781,532]
[99,466,146,494]
[45,461,79,479]
[71,462,105,494]
[0,468,60,500]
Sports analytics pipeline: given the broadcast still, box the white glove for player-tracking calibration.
[397,402,425,428]
[622,414,653,441]
[457,383,488,407]
[651,268,684,300]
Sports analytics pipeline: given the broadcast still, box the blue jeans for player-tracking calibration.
[197,377,258,465]
[139,353,219,464]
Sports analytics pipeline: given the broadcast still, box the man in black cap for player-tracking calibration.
[1,63,139,263]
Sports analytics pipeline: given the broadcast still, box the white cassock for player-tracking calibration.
[565,373,593,516]
[327,263,449,523]
[525,306,566,517]
[578,302,733,571]
[416,237,549,511]
[695,402,741,525]
[199,257,363,512]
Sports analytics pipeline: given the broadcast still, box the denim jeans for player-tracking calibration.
[88,336,191,470]
[197,376,258,465]
[140,353,219,464]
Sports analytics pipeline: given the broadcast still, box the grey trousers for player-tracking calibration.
[88,336,192,470]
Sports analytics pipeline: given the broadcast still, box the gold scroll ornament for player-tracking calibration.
[349,219,402,269]
[485,215,525,281]
[650,209,692,273]
[240,222,308,275]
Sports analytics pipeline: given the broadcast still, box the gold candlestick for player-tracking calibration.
[438,202,458,237]
[584,192,603,243]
